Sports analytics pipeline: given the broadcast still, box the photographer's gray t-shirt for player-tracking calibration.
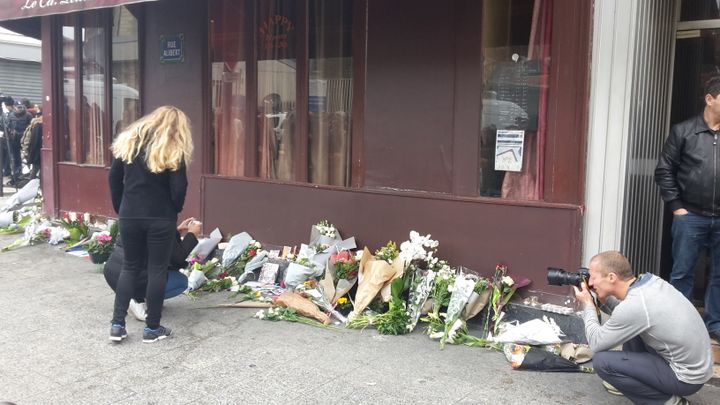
[582,273,713,385]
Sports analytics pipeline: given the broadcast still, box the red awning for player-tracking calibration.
[0,0,158,22]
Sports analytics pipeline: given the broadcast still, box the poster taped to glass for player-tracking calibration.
[494,130,524,172]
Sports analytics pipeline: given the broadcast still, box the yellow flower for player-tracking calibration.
[337,297,348,305]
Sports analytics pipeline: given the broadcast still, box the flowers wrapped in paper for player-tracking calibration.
[309,219,342,250]
[221,232,253,268]
[349,246,404,319]
[283,254,324,290]
[296,282,347,323]
[463,276,491,321]
[273,291,331,325]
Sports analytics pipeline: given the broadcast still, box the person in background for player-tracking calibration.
[6,100,32,186]
[21,109,42,180]
[108,105,193,343]
[655,75,720,343]
[0,97,15,179]
[574,251,713,405]
[103,217,202,321]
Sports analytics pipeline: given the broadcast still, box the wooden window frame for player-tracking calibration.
[54,6,145,167]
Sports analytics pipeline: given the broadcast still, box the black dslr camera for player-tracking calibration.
[546,267,589,287]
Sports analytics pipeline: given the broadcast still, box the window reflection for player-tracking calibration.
[210,0,247,177]
[112,7,141,137]
[479,0,552,200]
[81,12,107,165]
[61,16,76,162]
[308,0,353,186]
[257,0,296,181]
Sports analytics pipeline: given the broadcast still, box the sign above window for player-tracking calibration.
[0,0,157,22]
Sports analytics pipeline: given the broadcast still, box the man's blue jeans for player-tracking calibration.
[671,211,720,333]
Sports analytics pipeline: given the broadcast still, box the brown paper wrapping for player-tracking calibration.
[274,291,330,324]
[319,266,336,303]
[351,248,403,316]
[379,258,405,302]
[461,289,491,321]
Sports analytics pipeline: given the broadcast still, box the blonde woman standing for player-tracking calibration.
[108,106,193,343]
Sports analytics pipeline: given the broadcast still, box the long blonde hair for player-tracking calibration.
[111,105,193,173]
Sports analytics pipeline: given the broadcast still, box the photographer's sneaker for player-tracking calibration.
[109,324,127,342]
[128,299,147,322]
[143,325,172,343]
[664,395,689,405]
[601,380,623,396]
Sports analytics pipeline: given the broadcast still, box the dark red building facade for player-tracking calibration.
[0,0,592,291]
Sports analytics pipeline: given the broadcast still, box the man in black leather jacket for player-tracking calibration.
[655,76,720,343]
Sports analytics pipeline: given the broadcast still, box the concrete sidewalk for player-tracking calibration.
[0,212,719,404]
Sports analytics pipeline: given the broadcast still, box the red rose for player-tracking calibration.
[218,272,229,279]
[248,249,257,257]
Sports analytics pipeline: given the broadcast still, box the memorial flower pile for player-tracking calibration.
[59,211,90,243]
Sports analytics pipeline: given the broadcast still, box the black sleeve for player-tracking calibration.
[108,158,125,214]
[654,125,684,212]
[168,162,188,214]
[168,231,198,270]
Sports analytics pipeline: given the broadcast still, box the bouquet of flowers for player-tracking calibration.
[462,276,491,321]
[191,257,221,278]
[228,240,263,277]
[374,241,399,264]
[437,273,476,348]
[309,219,341,250]
[422,261,456,335]
[1,221,66,252]
[333,250,359,281]
[347,276,410,335]
[483,264,531,337]
[59,211,90,243]
[283,254,324,289]
[399,231,439,273]
[86,231,114,264]
[349,243,403,319]
[254,307,336,330]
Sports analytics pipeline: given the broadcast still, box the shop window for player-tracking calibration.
[81,12,107,165]
[61,15,77,163]
[680,0,720,21]
[58,6,141,165]
[256,0,297,181]
[211,0,353,185]
[479,0,552,200]
[210,0,248,177]
[111,7,141,137]
[308,0,353,186]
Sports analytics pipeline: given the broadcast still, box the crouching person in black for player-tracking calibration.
[104,218,201,322]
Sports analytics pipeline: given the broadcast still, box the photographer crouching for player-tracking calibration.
[572,251,713,405]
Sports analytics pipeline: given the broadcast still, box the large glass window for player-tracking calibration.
[61,15,77,162]
[256,0,297,181]
[112,7,141,137]
[58,6,141,165]
[211,0,353,184]
[210,0,248,176]
[81,12,107,165]
[479,0,552,200]
[308,0,353,186]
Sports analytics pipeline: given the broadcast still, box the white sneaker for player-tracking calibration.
[128,299,147,321]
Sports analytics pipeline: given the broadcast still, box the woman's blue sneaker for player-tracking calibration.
[109,324,127,342]
[143,325,172,343]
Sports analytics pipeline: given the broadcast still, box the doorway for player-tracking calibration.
[663,0,720,303]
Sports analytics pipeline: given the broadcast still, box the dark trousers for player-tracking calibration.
[112,218,176,329]
[594,336,703,404]
[671,212,720,333]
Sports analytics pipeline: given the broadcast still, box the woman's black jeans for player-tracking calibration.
[112,218,176,329]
